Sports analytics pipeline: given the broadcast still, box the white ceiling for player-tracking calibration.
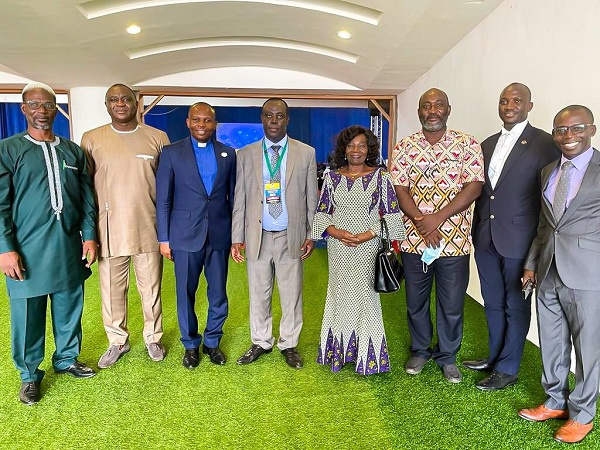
[0,0,504,94]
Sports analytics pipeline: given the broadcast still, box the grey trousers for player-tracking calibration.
[246,230,303,351]
[537,260,600,424]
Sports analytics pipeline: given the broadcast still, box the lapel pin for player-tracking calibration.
[521,140,528,145]
[221,152,228,157]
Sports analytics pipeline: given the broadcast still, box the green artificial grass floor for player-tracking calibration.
[0,248,595,449]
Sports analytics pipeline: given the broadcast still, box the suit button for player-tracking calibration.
[490,195,495,200]
[490,215,495,219]
[555,230,559,234]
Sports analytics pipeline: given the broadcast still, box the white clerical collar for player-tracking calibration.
[501,119,528,136]
[110,124,140,134]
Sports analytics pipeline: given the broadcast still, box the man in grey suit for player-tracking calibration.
[231,98,318,369]
[519,105,599,444]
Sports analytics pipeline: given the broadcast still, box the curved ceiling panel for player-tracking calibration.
[77,0,383,24]
[127,37,359,63]
[134,66,360,90]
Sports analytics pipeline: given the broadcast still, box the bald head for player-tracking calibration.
[502,83,531,102]
[554,105,594,125]
[419,88,449,106]
[187,102,216,143]
[418,88,451,133]
[498,82,533,130]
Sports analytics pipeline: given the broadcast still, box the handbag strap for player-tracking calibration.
[380,217,391,251]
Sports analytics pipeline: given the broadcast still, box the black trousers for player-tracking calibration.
[401,252,470,366]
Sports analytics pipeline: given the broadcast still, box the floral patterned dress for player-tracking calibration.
[311,168,405,375]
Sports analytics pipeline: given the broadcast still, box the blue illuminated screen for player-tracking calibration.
[217,123,263,149]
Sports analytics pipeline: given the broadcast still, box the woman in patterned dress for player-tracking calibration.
[312,126,405,375]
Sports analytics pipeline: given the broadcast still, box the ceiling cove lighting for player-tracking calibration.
[77,0,382,25]
[126,37,359,63]
[126,24,141,34]
[337,30,351,39]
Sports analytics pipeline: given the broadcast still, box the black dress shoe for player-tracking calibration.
[19,381,41,405]
[463,359,493,372]
[182,348,200,369]
[281,347,303,369]
[202,345,226,365]
[56,361,96,378]
[476,370,518,391]
[237,344,272,365]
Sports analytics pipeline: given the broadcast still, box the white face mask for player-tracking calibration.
[421,239,446,272]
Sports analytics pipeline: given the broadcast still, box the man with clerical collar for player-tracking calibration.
[519,105,600,444]
[156,102,236,368]
[0,82,98,405]
[390,88,484,383]
[464,83,559,391]
[231,98,318,369]
[81,84,170,368]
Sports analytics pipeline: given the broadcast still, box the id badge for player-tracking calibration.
[265,182,282,204]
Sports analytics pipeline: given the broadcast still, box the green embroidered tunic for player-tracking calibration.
[0,133,97,298]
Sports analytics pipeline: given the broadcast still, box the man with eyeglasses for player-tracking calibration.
[519,105,599,444]
[81,84,170,368]
[390,88,484,383]
[0,82,98,405]
[464,83,560,391]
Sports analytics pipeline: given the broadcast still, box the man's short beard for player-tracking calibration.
[422,121,446,132]
[33,123,51,130]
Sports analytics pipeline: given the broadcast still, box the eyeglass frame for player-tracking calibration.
[553,123,595,136]
[23,100,57,111]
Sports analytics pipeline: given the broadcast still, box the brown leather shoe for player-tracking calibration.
[518,404,569,422]
[554,419,593,443]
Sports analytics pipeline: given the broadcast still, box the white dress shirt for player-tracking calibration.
[488,120,528,189]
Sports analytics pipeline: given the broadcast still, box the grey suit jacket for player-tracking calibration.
[231,137,318,260]
[525,149,600,290]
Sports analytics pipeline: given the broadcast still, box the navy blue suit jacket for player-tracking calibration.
[156,137,236,252]
[472,123,559,260]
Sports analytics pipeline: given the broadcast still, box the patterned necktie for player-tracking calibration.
[269,145,283,219]
[552,161,574,221]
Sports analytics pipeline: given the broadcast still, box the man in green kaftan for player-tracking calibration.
[0,82,98,405]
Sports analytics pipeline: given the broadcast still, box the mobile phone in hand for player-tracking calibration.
[522,279,535,299]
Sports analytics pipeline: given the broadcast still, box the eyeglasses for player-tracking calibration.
[24,100,57,111]
[553,124,594,135]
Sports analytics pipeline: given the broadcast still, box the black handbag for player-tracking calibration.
[374,217,404,293]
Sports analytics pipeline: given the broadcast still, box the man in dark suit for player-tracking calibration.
[156,102,236,368]
[518,105,599,444]
[464,83,559,390]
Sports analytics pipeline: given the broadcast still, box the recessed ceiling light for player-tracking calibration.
[126,24,141,34]
[337,31,352,39]
[462,1,484,4]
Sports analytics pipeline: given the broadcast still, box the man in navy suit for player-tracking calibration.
[156,102,236,368]
[464,83,559,390]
